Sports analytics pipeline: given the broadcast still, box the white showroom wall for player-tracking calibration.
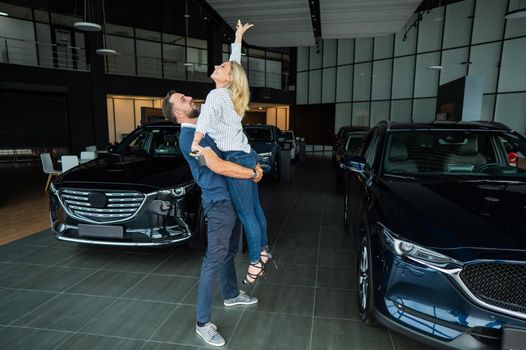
[296,0,526,134]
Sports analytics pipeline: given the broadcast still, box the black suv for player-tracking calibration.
[244,124,285,179]
[341,120,526,349]
[49,121,205,247]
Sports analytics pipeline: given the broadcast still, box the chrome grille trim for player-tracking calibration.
[57,188,148,224]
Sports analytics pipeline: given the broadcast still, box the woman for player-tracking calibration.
[191,21,274,285]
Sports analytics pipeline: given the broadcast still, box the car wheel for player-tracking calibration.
[357,233,377,325]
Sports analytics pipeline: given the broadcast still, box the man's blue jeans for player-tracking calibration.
[223,150,269,263]
[196,199,241,324]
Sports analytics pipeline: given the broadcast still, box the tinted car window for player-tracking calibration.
[115,126,182,156]
[383,130,526,179]
[364,131,380,166]
[344,133,367,154]
[284,131,294,140]
[245,127,273,142]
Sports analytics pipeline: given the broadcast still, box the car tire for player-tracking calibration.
[357,231,377,326]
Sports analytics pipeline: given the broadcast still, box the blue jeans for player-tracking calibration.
[196,199,241,324]
[223,150,269,263]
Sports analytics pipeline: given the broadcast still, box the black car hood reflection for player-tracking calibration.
[376,177,526,254]
[54,154,192,192]
[250,142,275,154]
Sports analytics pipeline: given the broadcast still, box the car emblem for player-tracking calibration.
[88,192,108,208]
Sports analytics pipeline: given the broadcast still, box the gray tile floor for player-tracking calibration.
[0,154,434,350]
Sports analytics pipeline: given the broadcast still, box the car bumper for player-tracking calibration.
[49,190,196,247]
[374,253,526,350]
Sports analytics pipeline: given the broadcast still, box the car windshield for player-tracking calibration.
[284,131,294,141]
[383,130,526,180]
[245,127,273,142]
[344,132,367,154]
[114,126,182,156]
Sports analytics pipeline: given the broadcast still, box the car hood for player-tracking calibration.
[54,154,192,192]
[376,177,526,258]
[249,142,275,154]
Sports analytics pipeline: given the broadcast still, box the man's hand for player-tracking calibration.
[251,163,263,183]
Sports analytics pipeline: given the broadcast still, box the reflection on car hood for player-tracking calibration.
[249,142,275,154]
[54,154,192,192]
[376,178,526,256]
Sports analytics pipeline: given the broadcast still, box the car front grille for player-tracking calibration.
[459,262,526,315]
[59,189,145,223]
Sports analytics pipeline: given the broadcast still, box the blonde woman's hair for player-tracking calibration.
[228,61,250,117]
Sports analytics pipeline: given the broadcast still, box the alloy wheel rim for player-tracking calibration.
[359,242,369,312]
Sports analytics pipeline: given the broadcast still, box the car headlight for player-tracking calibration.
[378,223,460,266]
[258,152,273,161]
[151,183,194,198]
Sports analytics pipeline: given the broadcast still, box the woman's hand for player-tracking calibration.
[235,20,254,42]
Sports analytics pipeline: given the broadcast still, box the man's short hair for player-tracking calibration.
[162,90,177,122]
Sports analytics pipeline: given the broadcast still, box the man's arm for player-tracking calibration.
[199,147,263,182]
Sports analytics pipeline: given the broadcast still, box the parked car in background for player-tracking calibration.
[244,124,283,179]
[340,120,526,349]
[332,125,369,165]
[335,129,369,190]
[49,121,206,247]
[283,130,297,161]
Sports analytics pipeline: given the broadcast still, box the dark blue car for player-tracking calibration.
[341,121,526,350]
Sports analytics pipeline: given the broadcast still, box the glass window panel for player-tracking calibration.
[337,38,354,65]
[440,47,468,84]
[498,37,526,92]
[443,0,474,49]
[480,94,495,121]
[136,40,161,78]
[135,29,160,41]
[309,69,322,104]
[309,46,322,69]
[374,34,393,60]
[34,9,49,23]
[505,0,526,38]
[336,65,353,102]
[335,103,352,132]
[187,47,208,82]
[266,60,282,89]
[412,98,437,122]
[35,23,53,68]
[74,32,87,70]
[51,13,81,27]
[323,39,337,67]
[470,42,501,93]
[472,0,506,44]
[0,16,36,66]
[391,99,412,122]
[163,44,186,80]
[0,3,32,19]
[414,52,440,97]
[106,35,135,75]
[222,43,229,53]
[266,51,281,60]
[187,37,207,49]
[495,92,526,134]
[372,59,392,100]
[392,56,415,99]
[297,47,309,71]
[163,33,184,44]
[322,67,336,103]
[355,37,373,62]
[352,102,370,127]
[395,13,417,56]
[283,54,290,62]
[417,6,444,53]
[296,71,308,104]
[371,101,390,126]
[249,48,265,58]
[353,62,372,101]
[106,23,134,37]
[249,57,265,87]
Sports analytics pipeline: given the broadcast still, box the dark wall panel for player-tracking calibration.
[289,104,335,145]
[242,111,266,125]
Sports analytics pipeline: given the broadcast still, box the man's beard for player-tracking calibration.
[189,107,200,119]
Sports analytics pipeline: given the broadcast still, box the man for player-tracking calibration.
[162,90,262,347]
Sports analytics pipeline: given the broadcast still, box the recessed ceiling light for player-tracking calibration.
[258,107,263,110]
[427,65,443,70]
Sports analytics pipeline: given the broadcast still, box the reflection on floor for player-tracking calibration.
[0,154,434,350]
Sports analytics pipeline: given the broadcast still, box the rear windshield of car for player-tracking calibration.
[245,127,273,142]
[383,130,526,180]
[114,126,182,156]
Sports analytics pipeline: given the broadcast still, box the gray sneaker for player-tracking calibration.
[223,290,258,306]
[196,322,225,347]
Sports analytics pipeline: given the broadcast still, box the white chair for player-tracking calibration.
[61,155,79,172]
[40,153,61,192]
[80,151,97,163]
[86,145,97,152]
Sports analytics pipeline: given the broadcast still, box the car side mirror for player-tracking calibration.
[340,156,367,173]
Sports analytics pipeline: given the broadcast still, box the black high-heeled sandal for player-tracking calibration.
[261,247,278,269]
[242,260,266,285]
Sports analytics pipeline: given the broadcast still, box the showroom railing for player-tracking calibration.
[0,36,89,71]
